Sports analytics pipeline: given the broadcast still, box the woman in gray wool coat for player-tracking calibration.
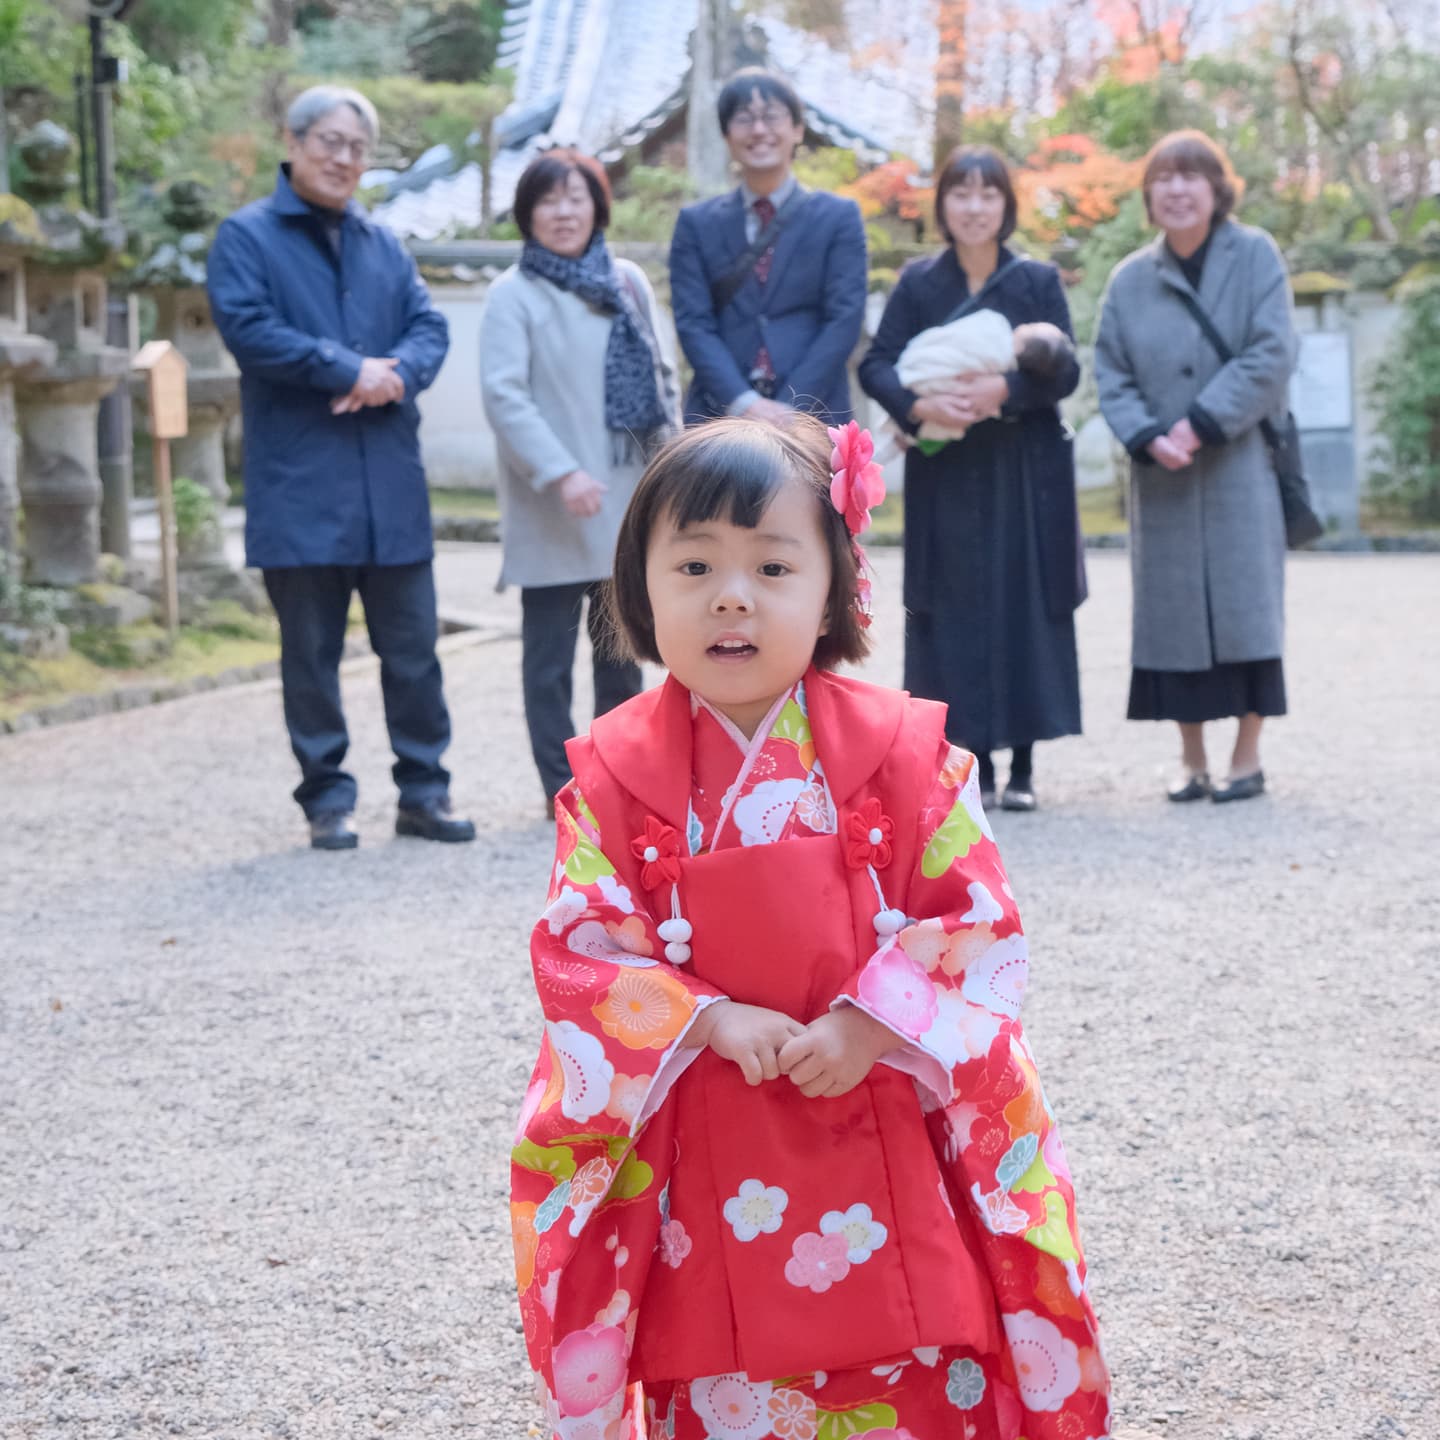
[481,150,679,816]
[1095,130,1297,804]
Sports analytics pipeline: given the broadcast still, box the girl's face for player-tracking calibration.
[943,170,1007,250]
[644,474,833,739]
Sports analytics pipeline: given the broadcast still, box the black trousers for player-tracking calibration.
[263,562,452,818]
[521,581,642,800]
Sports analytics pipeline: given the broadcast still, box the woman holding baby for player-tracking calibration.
[859,144,1085,811]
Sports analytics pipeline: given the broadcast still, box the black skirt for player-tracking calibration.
[1127,658,1287,723]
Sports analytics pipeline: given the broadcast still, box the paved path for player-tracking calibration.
[3,549,1437,1440]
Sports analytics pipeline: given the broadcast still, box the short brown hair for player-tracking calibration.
[1140,130,1242,224]
[606,416,871,670]
[512,149,612,240]
[934,145,1018,244]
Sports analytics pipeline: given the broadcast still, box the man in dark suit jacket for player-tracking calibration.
[668,68,867,426]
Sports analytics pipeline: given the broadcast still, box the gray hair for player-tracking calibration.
[285,85,380,145]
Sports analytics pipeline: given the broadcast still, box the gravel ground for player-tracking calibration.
[2,547,1437,1440]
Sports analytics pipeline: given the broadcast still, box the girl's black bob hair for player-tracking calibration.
[607,415,871,671]
[934,144,1018,244]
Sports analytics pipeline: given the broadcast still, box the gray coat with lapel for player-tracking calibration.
[1094,219,1296,671]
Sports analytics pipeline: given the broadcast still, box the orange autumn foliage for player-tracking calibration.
[1015,145,1141,242]
[839,157,930,223]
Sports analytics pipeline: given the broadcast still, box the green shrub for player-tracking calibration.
[1369,274,1440,523]
[171,476,221,560]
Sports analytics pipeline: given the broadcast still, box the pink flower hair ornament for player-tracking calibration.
[828,421,886,627]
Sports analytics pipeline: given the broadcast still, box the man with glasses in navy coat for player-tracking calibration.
[668,68,868,427]
[208,85,474,850]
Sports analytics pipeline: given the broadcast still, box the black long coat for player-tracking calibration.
[858,247,1086,753]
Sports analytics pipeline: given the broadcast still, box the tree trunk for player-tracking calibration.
[266,0,297,49]
[0,86,9,193]
[934,0,967,174]
[688,0,734,196]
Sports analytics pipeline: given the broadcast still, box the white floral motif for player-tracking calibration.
[544,887,587,935]
[545,1020,615,1122]
[920,989,1003,1070]
[691,1373,775,1440]
[960,934,1028,1018]
[722,1179,789,1242]
[1001,1309,1082,1412]
[566,919,657,967]
[595,872,634,914]
[970,1183,1032,1236]
[961,880,1003,924]
[733,778,806,846]
[819,1202,889,1263]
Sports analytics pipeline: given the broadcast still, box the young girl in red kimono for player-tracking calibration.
[512,417,1110,1440]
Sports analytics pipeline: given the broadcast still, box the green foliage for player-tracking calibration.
[70,623,170,669]
[124,0,254,68]
[171,477,222,559]
[609,165,697,243]
[0,552,61,627]
[1068,191,1151,343]
[407,1,504,84]
[794,145,859,192]
[1368,276,1440,523]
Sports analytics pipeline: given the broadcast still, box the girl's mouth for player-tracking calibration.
[708,640,757,659]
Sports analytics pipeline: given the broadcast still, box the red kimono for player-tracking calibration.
[512,669,1110,1440]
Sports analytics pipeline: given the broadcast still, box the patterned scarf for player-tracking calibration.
[520,231,667,452]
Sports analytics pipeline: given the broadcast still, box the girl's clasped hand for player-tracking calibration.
[687,999,895,1097]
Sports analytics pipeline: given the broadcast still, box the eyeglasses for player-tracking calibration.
[308,130,371,165]
[729,106,793,134]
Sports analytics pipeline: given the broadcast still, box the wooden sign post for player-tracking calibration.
[131,339,189,635]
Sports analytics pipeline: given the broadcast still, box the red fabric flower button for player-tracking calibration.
[845,798,894,870]
[631,816,681,890]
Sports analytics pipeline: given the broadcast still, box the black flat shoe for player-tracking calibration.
[309,811,358,850]
[1001,778,1037,812]
[1211,769,1265,804]
[396,798,477,842]
[1166,771,1211,803]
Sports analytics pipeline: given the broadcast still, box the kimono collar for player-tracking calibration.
[587,668,908,829]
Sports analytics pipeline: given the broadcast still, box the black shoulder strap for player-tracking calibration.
[937,249,1016,327]
[709,187,809,314]
[1174,285,1234,363]
[1174,284,1281,446]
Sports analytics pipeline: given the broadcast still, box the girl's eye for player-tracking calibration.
[680,561,709,576]
[759,562,789,578]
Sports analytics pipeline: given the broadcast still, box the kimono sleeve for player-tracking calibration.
[518,783,728,1156]
[831,742,1028,1106]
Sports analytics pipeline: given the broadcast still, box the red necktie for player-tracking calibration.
[751,197,777,385]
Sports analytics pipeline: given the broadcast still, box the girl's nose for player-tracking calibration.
[710,577,754,613]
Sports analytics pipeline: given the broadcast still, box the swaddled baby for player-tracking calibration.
[896,308,1073,447]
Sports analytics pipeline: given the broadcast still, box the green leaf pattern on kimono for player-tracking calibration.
[512,1138,578,1182]
[1024,1189,1080,1263]
[817,1402,900,1440]
[564,830,615,885]
[920,793,983,878]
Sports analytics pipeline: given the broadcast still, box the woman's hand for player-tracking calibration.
[947,372,1009,423]
[777,1006,896,1099]
[695,1001,806,1086]
[1147,435,1192,471]
[1167,418,1201,459]
[909,393,973,431]
[555,468,606,517]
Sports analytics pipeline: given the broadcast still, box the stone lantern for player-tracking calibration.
[131,181,239,568]
[12,122,127,585]
[0,200,57,561]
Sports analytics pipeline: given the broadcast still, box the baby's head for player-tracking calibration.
[609,416,871,730]
[1012,321,1073,380]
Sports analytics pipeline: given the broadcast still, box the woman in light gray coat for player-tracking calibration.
[481,150,679,814]
[1095,130,1295,804]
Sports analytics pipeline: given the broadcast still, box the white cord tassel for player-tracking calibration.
[867,862,906,946]
[657,885,692,963]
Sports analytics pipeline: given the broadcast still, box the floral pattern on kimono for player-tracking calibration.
[511,670,1110,1440]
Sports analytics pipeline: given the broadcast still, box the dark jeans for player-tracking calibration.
[263,562,452,818]
[522,581,642,800]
